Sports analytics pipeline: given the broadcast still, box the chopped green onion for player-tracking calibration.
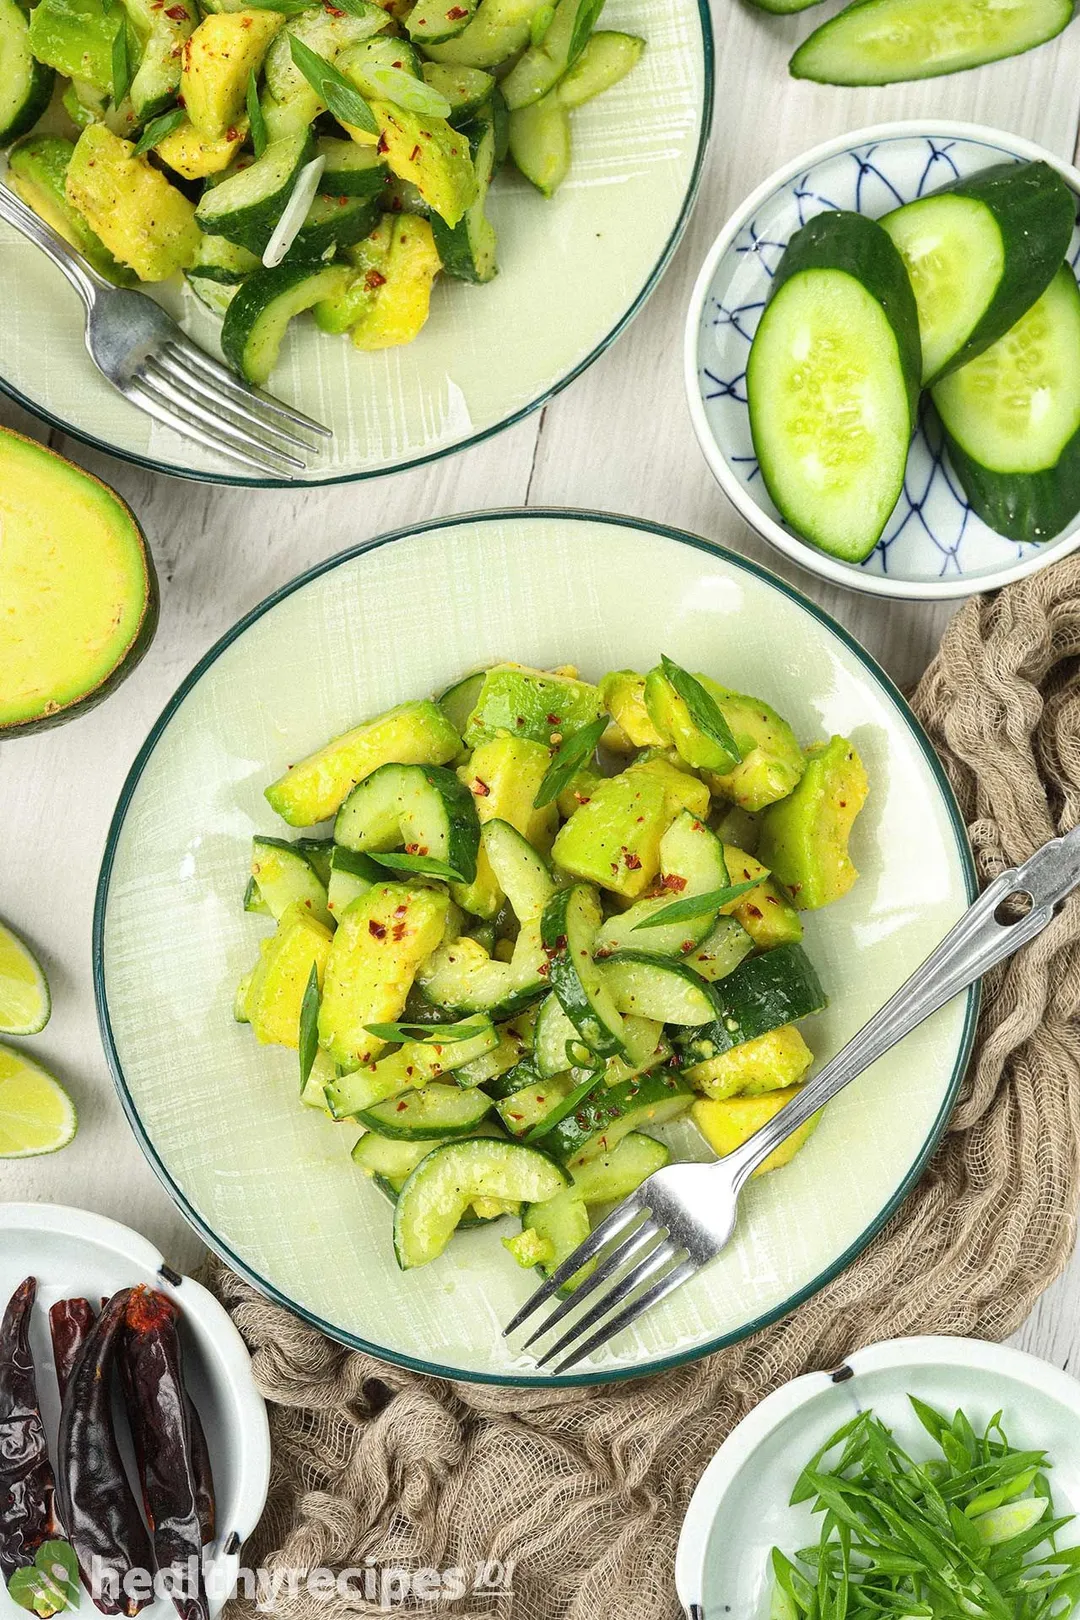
[133,106,186,157]
[365,850,465,882]
[288,35,379,134]
[659,655,741,764]
[247,68,267,158]
[631,878,761,929]
[298,962,320,1090]
[533,716,607,809]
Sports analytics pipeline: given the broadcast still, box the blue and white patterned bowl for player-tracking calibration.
[684,122,1080,600]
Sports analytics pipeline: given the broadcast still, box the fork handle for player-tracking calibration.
[0,178,105,308]
[727,824,1080,1185]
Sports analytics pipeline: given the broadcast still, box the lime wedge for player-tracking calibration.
[0,921,51,1035]
[0,1046,77,1158]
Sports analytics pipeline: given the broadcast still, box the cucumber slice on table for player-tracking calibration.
[335,761,482,886]
[674,943,827,1066]
[933,266,1080,545]
[541,885,629,1060]
[881,162,1075,385]
[0,0,55,147]
[222,262,350,386]
[747,210,921,563]
[394,1138,568,1267]
[791,0,1074,85]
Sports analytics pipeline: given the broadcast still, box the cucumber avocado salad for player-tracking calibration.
[746,159,1080,558]
[748,0,1074,89]
[234,658,869,1281]
[1,0,645,386]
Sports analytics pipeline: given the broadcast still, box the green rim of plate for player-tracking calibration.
[93,509,979,1386]
[0,10,713,491]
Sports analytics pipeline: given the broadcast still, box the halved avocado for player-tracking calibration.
[0,429,158,735]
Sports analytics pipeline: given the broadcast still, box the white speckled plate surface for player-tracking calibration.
[685,121,1080,601]
[676,1337,1080,1619]
[0,0,710,487]
[94,511,976,1384]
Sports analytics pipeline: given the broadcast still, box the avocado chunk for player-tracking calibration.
[686,1025,813,1101]
[265,699,462,827]
[349,215,442,351]
[368,100,477,226]
[8,136,134,283]
[0,428,158,736]
[463,663,603,748]
[757,736,869,910]
[453,734,558,918]
[692,1086,820,1176]
[180,10,282,140]
[733,876,803,949]
[643,664,741,774]
[318,884,449,1069]
[598,669,666,751]
[701,685,805,812]
[155,117,247,180]
[66,123,201,281]
[29,0,117,96]
[551,769,672,899]
[243,901,333,1048]
[626,752,710,819]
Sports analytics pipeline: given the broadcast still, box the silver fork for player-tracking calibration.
[505,823,1080,1374]
[0,179,331,479]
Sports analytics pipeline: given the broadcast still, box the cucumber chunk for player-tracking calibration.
[394,1138,568,1267]
[326,1016,497,1115]
[881,163,1076,385]
[7,136,132,282]
[692,1086,820,1176]
[684,915,754,981]
[601,952,719,1025]
[422,62,495,115]
[422,0,538,67]
[501,0,584,110]
[757,736,869,910]
[674,944,827,1066]
[496,1067,599,1139]
[463,662,603,747]
[335,761,482,886]
[326,846,380,920]
[407,0,479,45]
[358,1081,492,1138]
[195,130,314,254]
[431,110,497,283]
[546,1069,693,1165]
[221,262,350,386]
[316,135,388,199]
[534,991,594,1076]
[541,885,629,1060]
[556,30,644,106]
[514,1193,590,1278]
[508,91,570,197]
[747,210,921,563]
[686,1024,813,1101]
[565,1130,670,1201]
[791,0,1074,86]
[0,0,55,147]
[251,835,332,926]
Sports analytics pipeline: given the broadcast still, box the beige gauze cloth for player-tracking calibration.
[210,554,1080,1620]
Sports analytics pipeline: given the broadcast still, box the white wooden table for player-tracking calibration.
[3,0,1080,1370]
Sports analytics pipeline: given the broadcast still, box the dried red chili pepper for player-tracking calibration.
[1,1279,58,1580]
[119,1290,209,1620]
[57,1290,153,1616]
[48,1301,95,1404]
[185,1406,215,1548]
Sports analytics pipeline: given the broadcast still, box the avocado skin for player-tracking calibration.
[0,428,159,738]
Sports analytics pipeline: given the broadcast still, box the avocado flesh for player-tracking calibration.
[0,429,157,734]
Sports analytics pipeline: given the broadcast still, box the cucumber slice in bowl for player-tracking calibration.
[747,210,921,564]
[933,265,1080,544]
[335,761,481,885]
[540,885,629,1061]
[394,1138,569,1267]
[791,0,1074,87]
[880,162,1076,386]
[358,1082,492,1139]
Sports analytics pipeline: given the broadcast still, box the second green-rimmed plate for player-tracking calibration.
[94,510,977,1384]
[0,0,711,488]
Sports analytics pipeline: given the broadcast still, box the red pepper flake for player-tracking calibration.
[574,792,591,805]
[691,820,703,832]
[537,962,549,978]
[410,144,422,162]
[546,713,561,725]
[392,922,407,941]
[365,269,387,290]
[377,132,390,154]
[662,874,687,892]
[393,903,408,918]
[472,777,490,796]
[446,4,468,15]
[595,947,612,960]
[744,904,762,920]
[681,939,695,953]
[624,853,642,870]
[396,1100,409,1111]
[323,1,347,12]
[369,920,387,939]
[515,716,525,726]
[165,6,189,18]
[404,843,428,856]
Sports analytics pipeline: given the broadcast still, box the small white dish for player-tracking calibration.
[684,121,1080,601]
[675,1335,1080,1618]
[0,1202,270,1620]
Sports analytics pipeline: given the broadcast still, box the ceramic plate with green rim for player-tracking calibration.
[0,0,711,489]
[93,511,977,1384]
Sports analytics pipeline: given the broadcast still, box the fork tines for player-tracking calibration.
[503,1203,696,1375]
[131,337,330,479]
